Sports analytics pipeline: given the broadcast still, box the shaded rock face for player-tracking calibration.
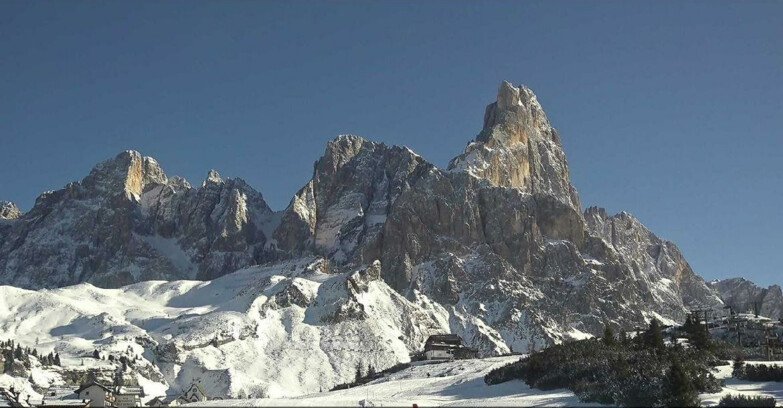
[584,207,723,315]
[0,81,727,353]
[272,135,432,266]
[710,278,783,320]
[0,151,279,288]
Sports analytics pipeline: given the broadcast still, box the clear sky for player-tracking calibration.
[1,1,781,286]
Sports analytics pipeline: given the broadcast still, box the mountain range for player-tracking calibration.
[0,81,776,398]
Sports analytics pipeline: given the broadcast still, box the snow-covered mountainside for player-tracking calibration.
[710,278,783,320]
[0,259,443,400]
[0,81,734,398]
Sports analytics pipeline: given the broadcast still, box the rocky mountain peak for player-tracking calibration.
[448,81,580,211]
[0,201,21,220]
[317,135,367,174]
[711,278,783,320]
[204,169,223,186]
[82,150,168,199]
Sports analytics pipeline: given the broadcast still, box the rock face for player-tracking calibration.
[271,135,432,266]
[0,151,279,288]
[0,81,727,353]
[710,278,783,320]
[448,81,580,210]
[0,201,21,220]
[263,82,722,352]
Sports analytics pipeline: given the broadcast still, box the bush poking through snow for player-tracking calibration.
[718,394,776,407]
[735,363,783,382]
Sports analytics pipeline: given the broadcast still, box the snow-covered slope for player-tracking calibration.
[0,259,455,400]
[187,356,598,407]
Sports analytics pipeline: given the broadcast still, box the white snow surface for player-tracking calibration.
[700,361,783,406]
[0,258,450,400]
[185,356,601,407]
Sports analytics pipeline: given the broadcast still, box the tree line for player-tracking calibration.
[485,319,725,407]
[1,339,61,373]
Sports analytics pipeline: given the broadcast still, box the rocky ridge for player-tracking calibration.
[710,278,783,320]
[0,81,725,359]
[0,151,278,288]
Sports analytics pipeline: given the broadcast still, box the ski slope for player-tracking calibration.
[187,356,601,407]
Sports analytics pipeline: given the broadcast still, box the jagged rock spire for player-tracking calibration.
[81,150,168,199]
[0,201,21,220]
[449,81,580,211]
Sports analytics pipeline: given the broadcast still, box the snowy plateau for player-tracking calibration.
[0,81,780,406]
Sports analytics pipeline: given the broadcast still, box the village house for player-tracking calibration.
[74,382,114,408]
[38,386,88,408]
[144,382,209,407]
[423,334,477,360]
[112,387,142,408]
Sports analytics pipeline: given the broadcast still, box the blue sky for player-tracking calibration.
[1,1,781,286]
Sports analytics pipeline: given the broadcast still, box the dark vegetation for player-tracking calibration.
[733,356,783,382]
[718,394,776,407]
[1,339,61,373]
[331,362,411,391]
[484,319,725,407]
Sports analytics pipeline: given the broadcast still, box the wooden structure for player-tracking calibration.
[423,334,477,360]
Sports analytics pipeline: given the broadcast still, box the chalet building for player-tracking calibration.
[423,334,477,360]
[142,397,166,407]
[75,382,114,408]
[39,386,90,407]
[144,382,209,407]
[175,383,208,405]
[112,387,142,408]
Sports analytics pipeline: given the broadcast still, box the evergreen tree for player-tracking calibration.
[732,355,746,378]
[354,363,363,383]
[368,364,376,378]
[644,319,665,350]
[54,353,61,366]
[14,344,22,359]
[686,315,711,350]
[93,349,100,359]
[683,314,694,333]
[664,360,699,407]
[4,350,14,372]
[602,322,616,347]
[619,330,629,346]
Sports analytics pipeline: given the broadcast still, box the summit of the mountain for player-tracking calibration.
[0,150,277,288]
[448,81,580,211]
[0,201,21,220]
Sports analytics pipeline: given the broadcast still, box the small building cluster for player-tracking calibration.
[684,306,783,359]
[143,383,209,407]
[35,381,142,408]
[422,334,477,361]
[0,379,210,408]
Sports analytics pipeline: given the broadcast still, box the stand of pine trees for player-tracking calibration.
[484,320,724,407]
[733,359,783,382]
[1,339,61,373]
